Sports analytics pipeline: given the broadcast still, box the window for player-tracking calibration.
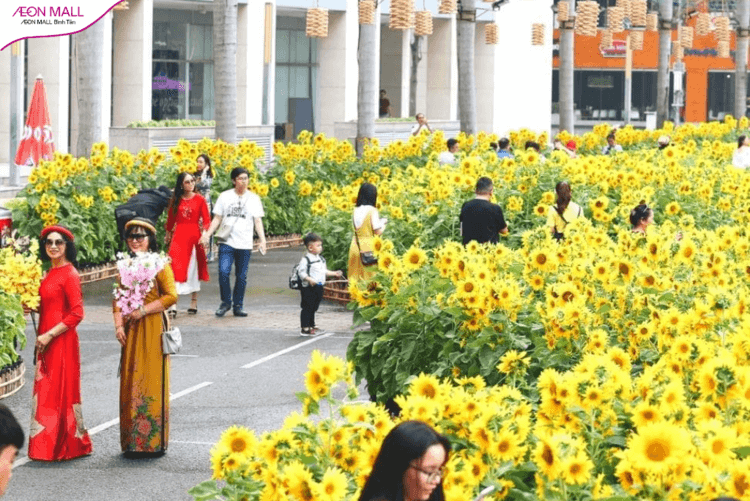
[552,69,660,121]
[275,16,319,137]
[707,72,750,120]
[152,9,214,121]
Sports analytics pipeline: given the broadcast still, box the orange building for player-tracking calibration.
[552,23,741,124]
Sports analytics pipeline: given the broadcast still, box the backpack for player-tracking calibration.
[289,256,312,290]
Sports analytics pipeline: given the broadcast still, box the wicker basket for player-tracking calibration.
[646,12,658,31]
[415,11,433,36]
[531,23,545,46]
[359,0,375,25]
[485,23,499,44]
[254,233,303,252]
[306,8,329,38]
[79,262,119,285]
[323,280,351,305]
[557,1,569,22]
[0,360,25,400]
[438,0,457,15]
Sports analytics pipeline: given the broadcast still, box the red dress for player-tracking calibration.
[29,263,93,461]
[166,194,210,283]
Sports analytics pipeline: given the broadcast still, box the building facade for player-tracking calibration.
[0,0,553,163]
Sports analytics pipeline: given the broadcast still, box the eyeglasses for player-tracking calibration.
[44,239,66,248]
[126,234,148,242]
[409,465,444,483]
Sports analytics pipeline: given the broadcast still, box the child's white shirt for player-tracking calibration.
[298,252,328,286]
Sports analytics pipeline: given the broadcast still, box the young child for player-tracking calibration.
[298,233,344,336]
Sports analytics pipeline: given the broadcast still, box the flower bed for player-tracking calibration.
[191,116,750,501]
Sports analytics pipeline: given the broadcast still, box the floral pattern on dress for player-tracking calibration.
[125,396,161,452]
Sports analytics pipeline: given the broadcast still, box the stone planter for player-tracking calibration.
[109,125,276,165]
[333,120,462,147]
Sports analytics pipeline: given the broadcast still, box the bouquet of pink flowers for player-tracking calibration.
[112,251,169,316]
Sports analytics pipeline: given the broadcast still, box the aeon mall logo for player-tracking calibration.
[13,5,83,25]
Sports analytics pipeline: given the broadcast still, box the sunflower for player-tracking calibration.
[625,422,690,474]
[490,428,524,462]
[219,425,257,457]
[409,373,442,399]
[402,246,428,270]
[631,402,662,428]
[701,424,736,467]
[497,350,530,375]
[534,436,560,479]
[319,467,349,501]
[561,453,594,485]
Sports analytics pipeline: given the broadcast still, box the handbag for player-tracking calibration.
[161,310,182,355]
[215,194,248,242]
[354,210,378,266]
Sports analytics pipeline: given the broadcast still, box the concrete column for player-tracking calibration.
[427,17,457,120]
[70,13,112,153]
[27,37,70,154]
[112,0,153,126]
[474,22,495,135]
[380,27,402,117]
[0,47,14,163]
[318,0,359,136]
[238,2,267,125]
[492,0,552,136]
[400,29,411,117]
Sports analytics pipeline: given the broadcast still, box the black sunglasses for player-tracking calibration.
[44,238,66,247]
[126,234,148,242]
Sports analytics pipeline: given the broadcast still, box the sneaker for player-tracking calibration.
[233,309,248,317]
[300,328,314,337]
[215,303,231,317]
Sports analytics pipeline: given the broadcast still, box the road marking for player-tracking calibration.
[171,354,199,358]
[13,381,213,469]
[241,332,335,369]
[170,440,215,445]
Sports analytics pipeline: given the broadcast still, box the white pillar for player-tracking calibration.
[318,0,359,136]
[380,25,402,116]
[0,47,13,163]
[400,29,411,117]
[70,13,112,153]
[493,0,552,136]
[427,17,458,120]
[238,2,269,125]
[27,37,70,154]
[475,22,495,134]
[112,0,153,126]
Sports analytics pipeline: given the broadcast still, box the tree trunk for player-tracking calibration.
[736,0,750,119]
[74,21,104,157]
[457,0,477,135]
[409,34,423,117]
[214,0,238,144]
[656,0,673,126]
[357,21,378,156]
[558,7,575,135]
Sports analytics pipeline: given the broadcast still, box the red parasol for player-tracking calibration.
[14,75,55,167]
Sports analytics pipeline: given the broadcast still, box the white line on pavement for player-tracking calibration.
[170,440,215,445]
[171,354,199,358]
[13,381,213,469]
[241,332,335,369]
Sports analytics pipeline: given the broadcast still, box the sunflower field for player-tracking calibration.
[189,115,750,501]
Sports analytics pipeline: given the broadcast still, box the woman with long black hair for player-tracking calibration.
[165,171,210,315]
[546,181,584,240]
[359,421,451,501]
[28,225,93,461]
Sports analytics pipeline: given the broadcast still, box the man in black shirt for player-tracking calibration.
[460,177,508,245]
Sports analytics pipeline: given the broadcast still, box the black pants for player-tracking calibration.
[300,285,324,329]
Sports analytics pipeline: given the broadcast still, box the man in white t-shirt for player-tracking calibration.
[438,138,459,165]
[201,167,267,317]
[411,113,433,136]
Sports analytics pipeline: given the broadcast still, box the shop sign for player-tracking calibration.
[600,40,627,58]
[588,74,615,88]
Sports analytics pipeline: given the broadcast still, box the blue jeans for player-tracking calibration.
[218,244,252,310]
